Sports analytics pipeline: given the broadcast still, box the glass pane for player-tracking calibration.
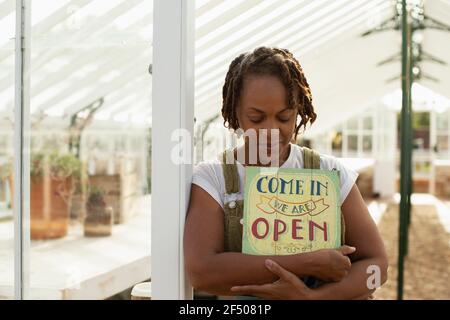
[437,135,449,153]
[363,115,373,130]
[414,160,431,175]
[28,0,153,300]
[347,117,359,131]
[348,135,358,152]
[412,112,430,150]
[363,135,372,153]
[331,131,343,156]
[436,112,449,131]
[312,134,329,154]
[0,0,15,300]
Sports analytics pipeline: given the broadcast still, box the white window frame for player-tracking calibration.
[11,0,194,300]
[14,0,31,300]
[151,0,194,300]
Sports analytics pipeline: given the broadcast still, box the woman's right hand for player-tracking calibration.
[307,245,355,282]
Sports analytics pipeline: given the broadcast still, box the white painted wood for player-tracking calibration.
[0,0,15,20]
[0,197,151,300]
[0,0,92,73]
[198,2,385,103]
[14,0,31,300]
[373,104,397,198]
[1,0,148,94]
[196,0,263,39]
[34,49,151,114]
[61,51,152,116]
[152,0,194,300]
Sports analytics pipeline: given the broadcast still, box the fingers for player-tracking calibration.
[230,285,260,295]
[265,259,297,282]
[338,245,356,256]
[352,292,375,300]
[230,283,273,298]
[344,256,352,269]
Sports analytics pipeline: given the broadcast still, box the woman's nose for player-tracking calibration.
[261,119,279,132]
[258,126,280,142]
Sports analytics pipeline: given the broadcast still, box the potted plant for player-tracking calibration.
[84,185,113,237]
[30,151,80,240]
[69,160,87,222]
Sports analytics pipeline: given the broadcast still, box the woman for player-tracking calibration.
[184,47,388,300]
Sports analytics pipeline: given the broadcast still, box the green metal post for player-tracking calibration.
[405,22,414,256]
[397,0,412,300]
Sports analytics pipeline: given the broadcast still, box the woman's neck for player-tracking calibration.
[234,143,291,167]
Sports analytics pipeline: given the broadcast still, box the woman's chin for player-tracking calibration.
[257,144,285,160]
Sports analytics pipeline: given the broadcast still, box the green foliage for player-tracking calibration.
[0,162,12,180]
[31,151,81,180]
[87,185,106,205]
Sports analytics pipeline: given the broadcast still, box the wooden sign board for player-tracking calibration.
[242,167,341,255]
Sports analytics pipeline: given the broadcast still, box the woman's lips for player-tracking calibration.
[258,142,282,149]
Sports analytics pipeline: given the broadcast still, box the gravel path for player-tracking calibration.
[374,202,450,299]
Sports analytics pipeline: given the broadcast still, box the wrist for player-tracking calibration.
[303,251,324,278]
[311,285,336,300]
[295,252,318,277]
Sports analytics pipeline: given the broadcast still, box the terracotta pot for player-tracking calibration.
[30,176,72,240]
[8,174,13,209]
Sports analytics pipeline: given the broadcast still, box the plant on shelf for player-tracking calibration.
[30,151,81,240]
[67,98,103,223]
[31,152,81,179]
[0,162,12,180]
[84,185,113,237]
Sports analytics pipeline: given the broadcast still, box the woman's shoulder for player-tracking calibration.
[193,158,223,180]
[192,156,226,208]
[290,144,340,170]
[194,155,223,171]
[318,152,341,170]
[314,150,359,205]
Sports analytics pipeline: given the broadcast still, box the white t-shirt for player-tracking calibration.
[192,144,359,208]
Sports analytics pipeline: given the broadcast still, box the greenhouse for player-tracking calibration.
[0,0,449,300]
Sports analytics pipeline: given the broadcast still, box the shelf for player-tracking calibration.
[0,196,151,300]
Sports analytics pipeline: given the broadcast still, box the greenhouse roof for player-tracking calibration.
[0,0,449,133]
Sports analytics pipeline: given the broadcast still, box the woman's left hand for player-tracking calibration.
[230,259,316,300]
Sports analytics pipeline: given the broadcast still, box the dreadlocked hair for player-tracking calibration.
[221,46,317,140]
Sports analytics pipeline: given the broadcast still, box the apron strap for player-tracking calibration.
[221,149,240,194]
[302,146,321,169]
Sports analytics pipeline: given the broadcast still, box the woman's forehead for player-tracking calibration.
[240,75,291,113]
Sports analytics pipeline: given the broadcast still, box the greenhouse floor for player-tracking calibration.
[374,196,450,299]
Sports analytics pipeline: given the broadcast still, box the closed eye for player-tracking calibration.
[249,118,263,123]
[277,109,295,122]
[278,117,291,123]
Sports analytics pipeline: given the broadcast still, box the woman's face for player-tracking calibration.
[236,74,297,161]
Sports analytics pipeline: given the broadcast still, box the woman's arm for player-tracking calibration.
[311,184,389,300]
[230,184,388,300]
[184,184,352,296]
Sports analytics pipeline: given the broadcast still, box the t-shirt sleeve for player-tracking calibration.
[321,155,359,206]
[192,162,224,208]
